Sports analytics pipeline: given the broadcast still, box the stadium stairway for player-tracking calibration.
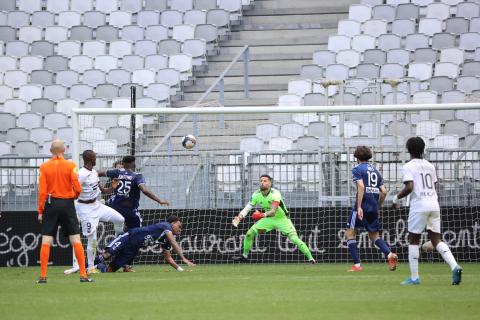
[142,0,355,152]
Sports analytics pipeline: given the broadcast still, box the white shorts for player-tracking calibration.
[408,210,441,234]
[75,201,125,236]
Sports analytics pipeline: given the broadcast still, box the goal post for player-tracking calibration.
[71,103,480,264]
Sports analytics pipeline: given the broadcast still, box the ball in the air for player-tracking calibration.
[422,240,434,253]
[182,134,196,149]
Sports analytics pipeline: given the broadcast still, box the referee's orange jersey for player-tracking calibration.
[38,156,82,214]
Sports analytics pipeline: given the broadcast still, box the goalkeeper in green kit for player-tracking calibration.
[231,174,316,263]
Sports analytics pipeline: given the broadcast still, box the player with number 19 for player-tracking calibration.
[346,146,398,272]
[99,156,169,230]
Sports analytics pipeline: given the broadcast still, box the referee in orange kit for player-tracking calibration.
[37,139,93,283]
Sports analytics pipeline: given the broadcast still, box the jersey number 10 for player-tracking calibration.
[420,173,434,189]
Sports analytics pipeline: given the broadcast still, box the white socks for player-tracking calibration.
[436,242,458,271]
[87,235,98,269]
[408,245,420,280]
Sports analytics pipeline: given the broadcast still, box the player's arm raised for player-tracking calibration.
[139,184,169,205]
[165,231,195,267]
[232,203,253,227]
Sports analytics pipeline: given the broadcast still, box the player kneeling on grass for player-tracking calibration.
[392,137,462,286]
[94,216,195,272]
[231,174,316,264]
[346,146,397,272]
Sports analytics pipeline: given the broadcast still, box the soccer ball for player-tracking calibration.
[421,240,434,253]
[182,134,196,149]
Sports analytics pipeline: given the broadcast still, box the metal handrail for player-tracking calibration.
[142,45,250,166]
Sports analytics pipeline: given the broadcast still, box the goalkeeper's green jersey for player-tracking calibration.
[248,187,288,219]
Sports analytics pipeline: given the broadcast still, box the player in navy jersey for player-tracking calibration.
[99,155,169,230]
[94,216,195,272]
[345,146,398,272]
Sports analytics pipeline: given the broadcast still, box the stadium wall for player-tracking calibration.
[2,208,479,267]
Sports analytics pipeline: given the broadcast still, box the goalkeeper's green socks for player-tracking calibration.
[288,233,314,261]
[242,230,255,257]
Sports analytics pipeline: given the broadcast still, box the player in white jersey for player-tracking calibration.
[64,150,125,275]
[392,137,462,285]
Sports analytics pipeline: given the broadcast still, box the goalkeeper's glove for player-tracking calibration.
[251,210,266,221]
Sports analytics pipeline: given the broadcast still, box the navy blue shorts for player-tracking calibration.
[346,210,380,233]
[106,233,139,271]
[110,205,142,230]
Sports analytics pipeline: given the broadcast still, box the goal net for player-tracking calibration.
[73,103,480,265]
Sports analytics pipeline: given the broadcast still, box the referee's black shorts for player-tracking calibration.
[41,198,80,236]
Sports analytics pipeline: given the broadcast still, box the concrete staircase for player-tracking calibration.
[140,0,356,152]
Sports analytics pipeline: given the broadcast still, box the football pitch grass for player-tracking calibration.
[1,263,479,320]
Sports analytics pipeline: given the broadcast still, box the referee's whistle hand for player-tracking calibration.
[37,214,43,223]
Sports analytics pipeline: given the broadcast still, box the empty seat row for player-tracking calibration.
[0,0,246,14]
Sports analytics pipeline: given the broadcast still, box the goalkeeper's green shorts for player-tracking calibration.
[250,217,297,236]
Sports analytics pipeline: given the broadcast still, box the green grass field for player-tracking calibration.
[0,263,479,320]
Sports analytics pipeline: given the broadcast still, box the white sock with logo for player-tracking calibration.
[408,245,420,280]
[436,242,458,271]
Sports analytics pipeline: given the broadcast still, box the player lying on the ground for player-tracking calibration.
[392,136,462,286]
[65,150,125,275]
[94,216,195,272]
[345,146,398,272]
[231,174,316,263]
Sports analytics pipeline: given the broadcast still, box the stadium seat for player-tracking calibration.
[380,63,404,79]
[161,10,184,28]
[288,80,312,97]
[44,113,68,130]
[432,33,456,50]
[144,83,171,105]
[5,41,29,58]
[351,34,375,52]
[362,19,388,38]
[312,50,336,67]
[328,35,351,53]
[31,98,55,115]
[280,123,305,140]
[17,112,42,130]
[434,62,458,78]
[300,65,323,81]
[95,84,119,100]
[182,39,207,65]
[96,25,119,42]
[171,0,194,12]
[185,10,207,25]
[405,33,430,52]
[159,39,182,55]
[0,26,16,42]
[349,4,372,22]
[412,90,437,104]
[457,2,480,19]
[30,70,54,86]
[145,0,168,10]
[169,54,193,80]
[120,0,143,13]
[81,127,106,141]
[364,49,387,65]
[56,99,79,116]
[387,49,410,66]
[457,76,480,94]
[132,69,156,87]
[156,68,181,94]
[444,119,470,138]
[19,56,44,74]
[121,25,145,42]
[278,94,303,107]
[58,11,82,28]
[206,9,230,35]
[30,128,54,145]
[134,40,158,57]
[109,11,133,28]
[83,11,107,28]
[7,11,30,28]
[43,84,68,101]
[414,48,438,64]
[416,119,441,139]
[445,17,469,35]
[0,86,13,104]
[442,90,465,103]
[18,26,42,43]
[31,41,55,57]
[70,26,94,43]
[269,137,293,152]
[336,49,360,68]
[6,127,29,144]
[429,76,454,94]
[391,19,416,38]
[461,62,480,76]
[338,20,361,37]
[295,136,320,151]
[426,3,450,20]
[430,109,455,123]
[4,99,28,116]
[106,127,130,145]
[256,123,280,141]
[94,55,118,73]
[145,25,169,42]
[71,0,94,12]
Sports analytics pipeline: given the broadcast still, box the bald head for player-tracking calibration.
[50,139,66,156]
